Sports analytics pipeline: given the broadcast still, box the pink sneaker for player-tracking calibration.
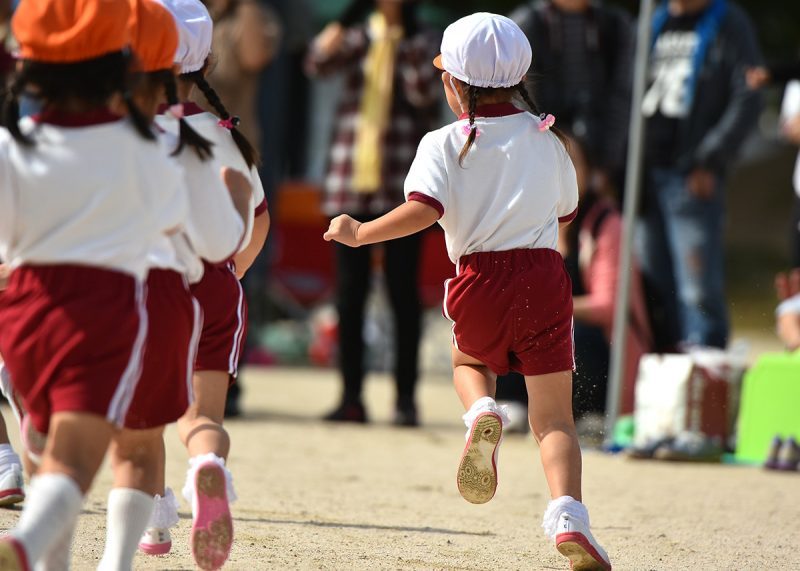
[456,411,503,504]
[138,528,172,555]
[555,513,612,571]
[190,462,233,570]
[0,537,30,571]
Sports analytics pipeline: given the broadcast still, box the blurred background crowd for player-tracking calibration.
[4,0,800,436]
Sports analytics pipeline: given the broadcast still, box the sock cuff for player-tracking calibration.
[183,453,237,504]
[148,487,180,529]
[541,496,590,540]
[462,397,511,435]
[30,473,83,502]
[108,487,155,506]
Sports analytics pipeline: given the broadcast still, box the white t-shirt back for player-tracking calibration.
[0,118,188,281]
[403,107,578,263]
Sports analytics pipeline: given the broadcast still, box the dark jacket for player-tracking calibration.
[511,1,634,173]
[647,1,763,175]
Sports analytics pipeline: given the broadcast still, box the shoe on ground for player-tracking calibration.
[138,528,172,556]
[456,411,502,504]
[555,513,612,571]
[0,537,30,570]
[323,402,367,423]
[393,401,419,427]
[764,435,783,470]
[190,461,233,570]
[776,436,800,471]
[496,401,528,435]
[0,465,25,507]
[652,431,723,462]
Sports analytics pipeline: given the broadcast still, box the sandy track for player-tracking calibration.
[0,366,797,570]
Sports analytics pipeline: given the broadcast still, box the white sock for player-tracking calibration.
[0,442,21,470]
[10,473,83,566]
[97,488,154,571]
[146,487,180,530]
[461,397,511,440]
[182,453,237,505]
[34,526,74,571]
[541,495,590,540]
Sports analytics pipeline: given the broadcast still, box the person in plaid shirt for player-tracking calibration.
[306,0,440,426]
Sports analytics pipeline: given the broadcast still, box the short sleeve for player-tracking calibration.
[0,137,15,257]
[249,165,268,216]
[403,133,447,219]
[557,142,579,223]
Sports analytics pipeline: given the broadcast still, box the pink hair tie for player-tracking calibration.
[217,116,241,130]
[167,103,184,119]
[538,113,556,132]
[461,123,480,138]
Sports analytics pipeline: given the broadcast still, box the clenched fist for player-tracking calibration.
[324,215,362,247]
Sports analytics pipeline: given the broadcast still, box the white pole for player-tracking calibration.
[604,0,655,446]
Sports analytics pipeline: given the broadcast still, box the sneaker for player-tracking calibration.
[323,402,367,423]
[764,435,783,470]
[496,401,528,435]
[456,411,502,504]
[138,528,172,556]
[652,431,723,463]
[393,401,419,427]
[0,537,30,570]
[776,436,800,471]
[0,465,24,507]
[190,461,233,570]
[555,513,612,571]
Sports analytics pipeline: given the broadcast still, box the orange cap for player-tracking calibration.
[13,0,131,64]
[128,0,179,72]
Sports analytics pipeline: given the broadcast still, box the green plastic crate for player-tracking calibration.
[735,352,800,464]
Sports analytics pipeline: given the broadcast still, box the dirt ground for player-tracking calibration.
[0,365,798,571]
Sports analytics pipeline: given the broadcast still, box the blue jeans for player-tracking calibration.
[636,168,729,348]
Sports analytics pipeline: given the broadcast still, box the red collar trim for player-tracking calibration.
[32,108,122,127]
[458,102,524,121]
[156,101,206,117]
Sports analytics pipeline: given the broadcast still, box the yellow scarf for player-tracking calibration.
[352,12,403,193]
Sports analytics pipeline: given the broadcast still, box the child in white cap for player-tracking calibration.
[325,12,611,571]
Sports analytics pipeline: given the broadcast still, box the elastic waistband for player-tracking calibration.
[10,264,137,289]
[458,248,563,274]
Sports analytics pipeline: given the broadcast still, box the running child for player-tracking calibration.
[97,1,253,569]
[149,1,270,568]
[324,13,612,571]
[0,0,193,568]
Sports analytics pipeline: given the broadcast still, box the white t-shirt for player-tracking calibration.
[148,131,246,282]
[403,107,578,263]
[0,117,188,281]
[156,110,266,251]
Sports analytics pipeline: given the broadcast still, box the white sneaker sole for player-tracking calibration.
[456,412,502,504]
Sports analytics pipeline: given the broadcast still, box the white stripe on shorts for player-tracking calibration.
[186,293,203,405]
[227,264,245,376]
[107,279,149,426]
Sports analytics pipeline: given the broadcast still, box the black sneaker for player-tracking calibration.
[324,402,367,423]
[393,402,419,427]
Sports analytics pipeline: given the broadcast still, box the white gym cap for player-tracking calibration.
[158,0,212,73]
[433,12,532,89]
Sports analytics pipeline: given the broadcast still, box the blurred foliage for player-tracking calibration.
[308,0,800,60]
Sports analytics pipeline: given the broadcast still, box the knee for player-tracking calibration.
[530,416,577,443]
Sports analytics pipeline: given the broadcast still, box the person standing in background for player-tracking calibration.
[511,0,633,193]
[638,0,762,350]
[305,0,440,426]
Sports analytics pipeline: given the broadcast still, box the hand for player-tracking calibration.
[775,268,800,301]
[686,168,716,200]
[782,115,800,146]
[312,22,345,59]
[324,214,361,247]
[745,66,770,90]
[0,264,9,291]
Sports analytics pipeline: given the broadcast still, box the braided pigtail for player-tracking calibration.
[516,82,568,147]
[457,84,479,167]
[187,70,260,169]
[161,71,213,160]
[122,89,156,141]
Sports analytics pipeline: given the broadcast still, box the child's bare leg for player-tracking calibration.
[99,427,164,570]
[178,371,230,459]
[7,413,113,566]
[525,370,581,500]
[452,345,496,409]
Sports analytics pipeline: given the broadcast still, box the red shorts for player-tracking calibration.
[124,269,201,429]
[0,265,147,434]
[190,261,247,378]
[444,248,574,376]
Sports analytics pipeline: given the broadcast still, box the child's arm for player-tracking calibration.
[233,210,270,279]
[324,201,439,247]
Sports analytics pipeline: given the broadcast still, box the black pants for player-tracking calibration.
[335,232,421,406]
